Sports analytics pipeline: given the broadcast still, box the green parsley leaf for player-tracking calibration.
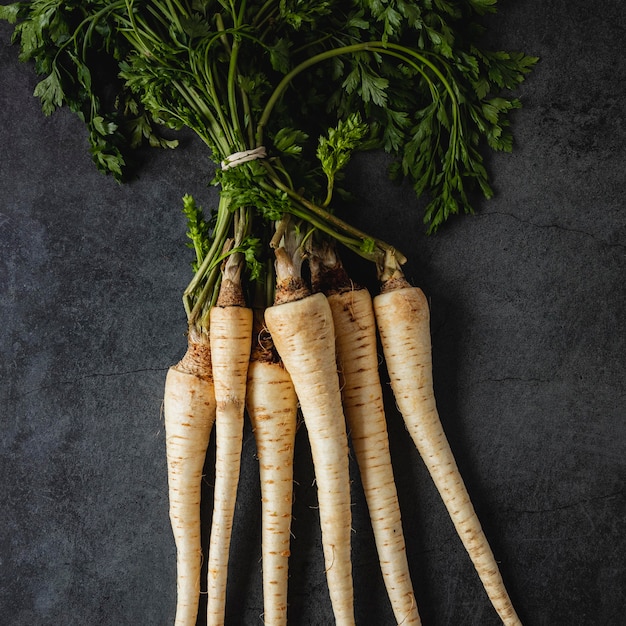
[33,69,64,115]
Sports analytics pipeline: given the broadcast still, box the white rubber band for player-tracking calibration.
[221,146,267,170]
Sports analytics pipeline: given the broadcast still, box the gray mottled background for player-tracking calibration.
[1,1,624,625]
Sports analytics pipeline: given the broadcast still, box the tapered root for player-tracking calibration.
[328,287,421,625]
[206,297,253,626]
[265,292,355,626]
[164,331,216,626]
[247,355,298,626]
[374,285,521,626]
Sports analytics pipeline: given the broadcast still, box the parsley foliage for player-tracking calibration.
[2,0,537,276]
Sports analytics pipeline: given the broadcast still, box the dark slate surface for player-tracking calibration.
[1,2,625,625]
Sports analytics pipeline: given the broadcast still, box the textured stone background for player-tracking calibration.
[1,1,624,625]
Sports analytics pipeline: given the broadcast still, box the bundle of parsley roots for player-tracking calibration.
[2,1,536,624]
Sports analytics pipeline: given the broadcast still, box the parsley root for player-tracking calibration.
[206,264,253,625]
[374,253,520,625]
[246,320,298,626]
[163,330,216,626]
[264,245,355,626]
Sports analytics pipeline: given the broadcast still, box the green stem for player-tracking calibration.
[213,13,242,151]
[123,2,169,57]
[226,33,244,148]
[52,1,124,68]
[251,0,276,27]
[183,195,233,319]
[163,0,187,32]
[379,44,460,167]
[188,263,221,329]
[323,178,334,209]
[259,163,401,265]
[172,80,230,154]
[256,40,458,147]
